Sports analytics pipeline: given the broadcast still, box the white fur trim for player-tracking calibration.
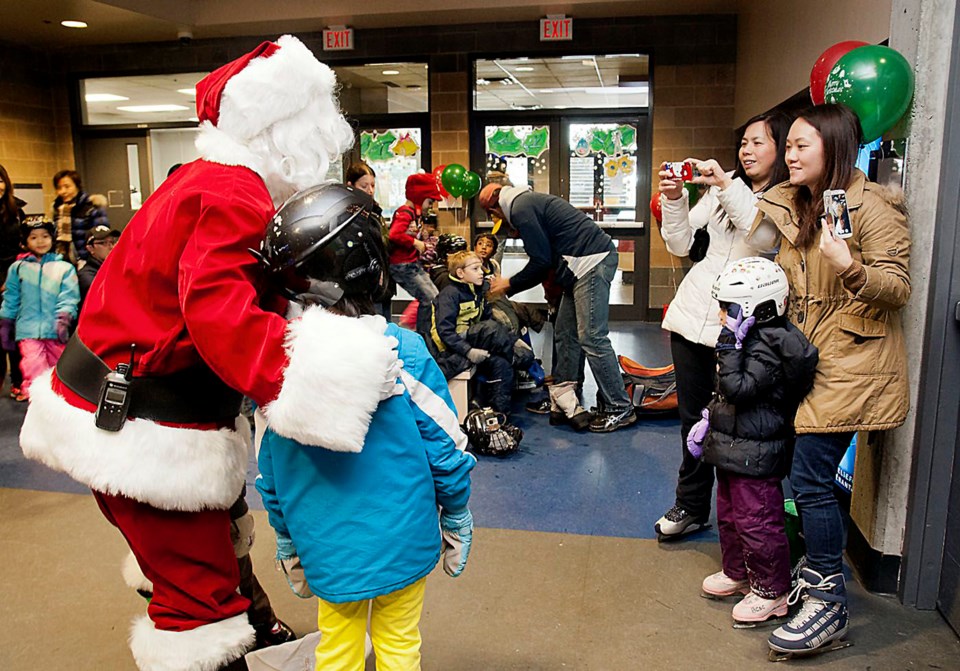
[129,612,254,671]
[263,307,392,452]
[20,369,250,511]
[195,122,266,176]
[122,551,154,594]
[218,36,337,141]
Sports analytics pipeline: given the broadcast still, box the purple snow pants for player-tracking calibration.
[716,470,792,598]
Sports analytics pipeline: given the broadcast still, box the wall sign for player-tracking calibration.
[323,27,354,51]
[540,16,572,41]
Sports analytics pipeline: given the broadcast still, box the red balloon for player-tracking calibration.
[649,192,662,224]
[810,41,869,105]
[432,164,449,198]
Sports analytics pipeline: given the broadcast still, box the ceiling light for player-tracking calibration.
[582,59,595,66]
[177,88,196,95]
[117,105,189,113]
[61,20,88,29]
[477,78,490,86]
[382,69,400,75]
[539,89,555,93]
[85,93,129,102]
[514,66,534,72]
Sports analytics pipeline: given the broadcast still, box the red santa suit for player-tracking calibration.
[19,36,393,671]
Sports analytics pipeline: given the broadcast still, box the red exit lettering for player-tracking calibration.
[540,18,572,41]
[323,28,354,51]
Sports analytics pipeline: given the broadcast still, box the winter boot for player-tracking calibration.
[525,395,553,414]
[701,571,749,599]
[732,591,789,628]
[655,504,710,541]
[548,381,592,431]
[768,568,849,657]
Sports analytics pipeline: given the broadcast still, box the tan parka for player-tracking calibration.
[750,170,910,433]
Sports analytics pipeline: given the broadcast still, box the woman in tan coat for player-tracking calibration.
[750,104,910,658]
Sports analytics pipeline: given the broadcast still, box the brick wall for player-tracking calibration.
[649,63,738,312]
[24,14,738,315]
[0,46,74,211]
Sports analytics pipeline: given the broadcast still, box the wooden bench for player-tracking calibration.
[448,367,474,423]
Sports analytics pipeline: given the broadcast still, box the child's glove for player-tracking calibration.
[230,510,256,558]
[512,338,534,368]
[0,319,15,352]
[467,348,490,364]
[55,313,72,344]
[686,408,710,459]
[440,507,473,577]
[717,304,755,351]
[275,534,313,598]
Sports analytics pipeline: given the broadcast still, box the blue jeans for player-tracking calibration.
[790,431,855,575]
[389,262,439,304]
[554,249,630,412]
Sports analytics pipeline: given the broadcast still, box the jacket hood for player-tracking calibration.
[499,185,531,222]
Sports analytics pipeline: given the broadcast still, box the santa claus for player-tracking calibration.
[19,36,399,671]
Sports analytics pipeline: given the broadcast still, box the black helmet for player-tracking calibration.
[435,234,467,265]
[20,218,56,245]
[258,183,389,305]
[462,408,522,457]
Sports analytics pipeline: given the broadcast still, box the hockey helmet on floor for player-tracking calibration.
[257,183,389,305]
[462,408,522,457]
[711,256,788,323]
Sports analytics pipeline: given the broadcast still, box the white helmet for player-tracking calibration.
[711,257,788,323]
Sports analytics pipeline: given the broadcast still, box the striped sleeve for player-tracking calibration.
[400,333,475,511]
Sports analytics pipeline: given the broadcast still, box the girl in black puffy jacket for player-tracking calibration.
[688,257,818,627]
[0,164,26,398]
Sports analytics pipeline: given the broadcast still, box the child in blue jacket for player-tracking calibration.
[0,220,79,400]
[255,184,476,671]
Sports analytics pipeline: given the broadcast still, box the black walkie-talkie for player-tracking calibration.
[95,344,135,432]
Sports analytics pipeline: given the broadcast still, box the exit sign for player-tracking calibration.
[323,27,354,51]
[540,16,572,41]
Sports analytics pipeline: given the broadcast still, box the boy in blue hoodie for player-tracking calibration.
[0,220,79,400]
[254,184,476,671]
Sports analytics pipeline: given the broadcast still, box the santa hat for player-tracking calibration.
[405,172,442,208]
[195,35,336,141]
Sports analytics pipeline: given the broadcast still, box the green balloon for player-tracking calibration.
[441,164,467,197]
[461,171,482,200]
[824,45,914,142]
[683,182,700,207]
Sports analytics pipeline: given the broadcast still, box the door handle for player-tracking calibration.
[956,301,960,322]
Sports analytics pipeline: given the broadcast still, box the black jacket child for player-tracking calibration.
[702,317,819,478]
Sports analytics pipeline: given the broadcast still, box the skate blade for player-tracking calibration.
[700,590,749,602]
[732,614,788,629]
[656,523,712,543]
[767,639,853,662]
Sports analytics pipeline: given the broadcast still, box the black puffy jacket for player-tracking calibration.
[701,318,819,478]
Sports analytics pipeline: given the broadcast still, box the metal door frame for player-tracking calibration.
[900,2,960,614]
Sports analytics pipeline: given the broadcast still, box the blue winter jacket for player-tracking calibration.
[0,252,79,340]
[256,321,476,603]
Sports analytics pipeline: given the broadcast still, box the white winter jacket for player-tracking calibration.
[660,177,776,347]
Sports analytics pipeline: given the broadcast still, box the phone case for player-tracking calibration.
[823,189,853,239]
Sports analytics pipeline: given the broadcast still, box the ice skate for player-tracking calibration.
[768,568,851,659]
[655,504,710,542]
[700,571,749,600]
[731,591,788,629]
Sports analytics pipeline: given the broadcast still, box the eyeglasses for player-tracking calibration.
[92,238,117,248]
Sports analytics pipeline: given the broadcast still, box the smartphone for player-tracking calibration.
[662,161,701,182]
[823,189,852,239]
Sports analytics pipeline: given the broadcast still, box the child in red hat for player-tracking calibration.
[388,172,443,304]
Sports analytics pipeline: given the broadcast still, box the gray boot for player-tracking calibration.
[548,381,593,431]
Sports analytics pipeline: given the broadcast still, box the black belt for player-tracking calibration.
[56,335,243,424]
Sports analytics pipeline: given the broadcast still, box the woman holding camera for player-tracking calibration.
[753,103,910,658]
[654,111,793,541]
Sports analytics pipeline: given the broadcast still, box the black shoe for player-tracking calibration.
[550,407,593,431]
[588,407,637,433]
[526,397,551,414]
[254,619,296,649]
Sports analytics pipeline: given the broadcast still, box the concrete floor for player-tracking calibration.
[1,323,958,670]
